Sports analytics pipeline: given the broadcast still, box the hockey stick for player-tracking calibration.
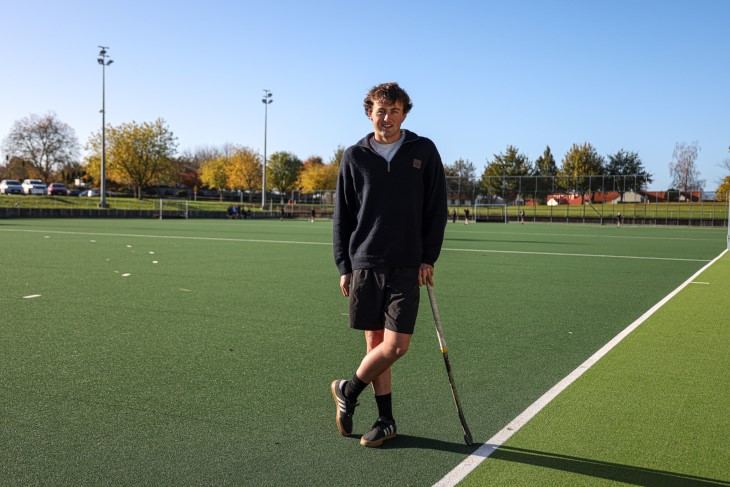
[426,283,474,446]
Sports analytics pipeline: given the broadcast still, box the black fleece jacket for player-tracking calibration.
[333,130,447,276]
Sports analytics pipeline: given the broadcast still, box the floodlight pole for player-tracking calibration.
[261,89,273,210]
[97,46,113,209]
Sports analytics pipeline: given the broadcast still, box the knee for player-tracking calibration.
[383,342,409,361]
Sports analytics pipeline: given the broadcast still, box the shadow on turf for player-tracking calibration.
[354,434,477,453]
[487,446,729,486]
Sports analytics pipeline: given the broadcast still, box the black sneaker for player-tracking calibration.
[331,380,358,436]
[360,417,397,447]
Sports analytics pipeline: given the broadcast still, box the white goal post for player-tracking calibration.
[158,199,189,220]
[473,203,508,223]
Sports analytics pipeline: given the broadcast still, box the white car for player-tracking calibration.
[21,179,48,195]
[78,188,101,197]
[0,179,24,195]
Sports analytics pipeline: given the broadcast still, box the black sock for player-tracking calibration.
[343,374,368,401]
[375,393,393,421]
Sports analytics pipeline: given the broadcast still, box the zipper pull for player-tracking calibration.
[387,160,390,172]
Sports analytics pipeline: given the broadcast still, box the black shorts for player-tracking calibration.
[348,267,420,335]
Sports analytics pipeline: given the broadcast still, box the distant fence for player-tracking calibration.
[452,177,729,227]
[1,181,727,227]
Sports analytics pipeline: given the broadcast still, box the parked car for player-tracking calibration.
[47,183,70,196]
[0,179,24,195]
[21,179,48,195]
[78,188,101,197]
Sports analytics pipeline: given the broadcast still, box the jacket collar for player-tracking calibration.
[356,129,419,149]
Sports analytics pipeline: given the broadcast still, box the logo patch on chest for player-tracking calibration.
[413,159,422,169]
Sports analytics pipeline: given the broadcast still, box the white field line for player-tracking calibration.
[0,228,332,247]
[446,228,724,242]
[433,248,729,487]
[0,229,711,263]
[442,247,709,263]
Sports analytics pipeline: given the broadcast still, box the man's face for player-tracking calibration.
[369,99,406,144]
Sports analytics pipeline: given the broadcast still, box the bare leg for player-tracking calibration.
[356,329,411,389]
[364,330,391,395]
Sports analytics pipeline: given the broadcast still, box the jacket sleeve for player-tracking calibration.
[421,141,448,267]
[333,153,356,275]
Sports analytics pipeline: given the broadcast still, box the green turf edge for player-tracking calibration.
[458,251,730,487]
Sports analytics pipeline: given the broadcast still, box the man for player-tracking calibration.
[331,82,447,447]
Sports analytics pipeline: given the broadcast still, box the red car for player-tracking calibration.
[47,183,70,196]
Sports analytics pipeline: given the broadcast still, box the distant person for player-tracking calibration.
[280,207,285,221]
[616,211,622,227]
[451,209,456,223]
[519,209,525,224]
[331,82,447,448]
[311,208,316,223]
[464,208,470,225]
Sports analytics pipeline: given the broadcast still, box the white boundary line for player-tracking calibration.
[0,228,332,247]
[0,229,711,263]
[434,248,729,487]
[442,247,709,263]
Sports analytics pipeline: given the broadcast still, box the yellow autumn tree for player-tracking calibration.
[227,146,262,201]
[298,156,338,191]
[199,157,228,200]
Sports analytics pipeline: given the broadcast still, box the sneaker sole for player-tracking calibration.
[360,431,396,448]
[331,380,351,436]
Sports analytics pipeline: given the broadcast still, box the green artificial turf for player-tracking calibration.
[460,252,730,486]
[0,219,726,486]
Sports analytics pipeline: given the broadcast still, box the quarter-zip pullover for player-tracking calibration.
[333,129,448,276]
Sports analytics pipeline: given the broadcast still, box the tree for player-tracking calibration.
[716,146,730,200]
[328,146,346,169]
[226,146,262,201]
[0,156,36,180]
[605,149,653,201]
[199,157,228,200]
[533,146,558,203]
[176,146,223,191]
[444,158,477,204]
[268,151,302,200]
[298,160,338,191]
[717,176,730,201]
[2,112,80,181]
[669,141,704,192]
[86,118,178,198]
[559,143,604,203]
[480,146,532,202]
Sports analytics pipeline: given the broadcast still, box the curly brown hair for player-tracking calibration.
[363,82,413,117]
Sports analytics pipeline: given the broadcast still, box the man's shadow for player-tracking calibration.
[373,434,476,454]
[486,446,729,487]
[363,437,729,486]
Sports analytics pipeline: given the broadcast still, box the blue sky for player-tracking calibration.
[1,0,728,191]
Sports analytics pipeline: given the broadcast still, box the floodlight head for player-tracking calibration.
[107,60,114,65]
[98,59,104,64]
[99,49,107,56]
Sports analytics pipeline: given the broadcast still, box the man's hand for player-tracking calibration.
[418,264,434,287]
[340,273,352,297]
